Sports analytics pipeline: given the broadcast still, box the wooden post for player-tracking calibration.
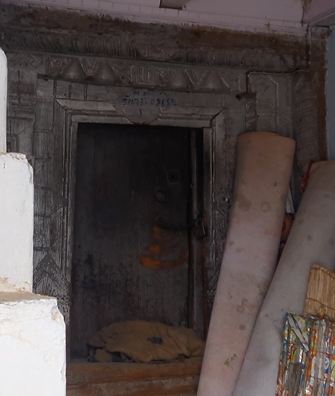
[0,48,7,153]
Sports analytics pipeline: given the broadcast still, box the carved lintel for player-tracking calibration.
[41,54,245,94]
[0,26,309,72]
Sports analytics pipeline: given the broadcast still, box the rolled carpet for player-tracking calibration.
[197,132,295,396]
[234,161,335,396]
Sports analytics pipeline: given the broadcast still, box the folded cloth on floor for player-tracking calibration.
[277,313,335,395]
[88,320,204,363]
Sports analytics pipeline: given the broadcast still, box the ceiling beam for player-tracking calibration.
[304,0,335,25]
[159,0,190,10]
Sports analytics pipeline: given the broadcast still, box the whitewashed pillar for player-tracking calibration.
[0,46,34,292]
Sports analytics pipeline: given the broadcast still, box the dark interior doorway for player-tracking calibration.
[70,123,203,359]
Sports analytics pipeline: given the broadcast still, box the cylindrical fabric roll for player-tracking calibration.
[234,161,335,396]
[197,132,295,396]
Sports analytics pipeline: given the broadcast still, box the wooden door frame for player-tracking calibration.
[54,91,224,338]
[35,76,252,352]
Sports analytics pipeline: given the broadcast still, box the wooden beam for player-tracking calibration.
[159,0,190,10]
[304,0,335,25]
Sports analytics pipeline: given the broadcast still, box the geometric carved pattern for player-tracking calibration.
[34,253,70,323]
[43,55,245,94]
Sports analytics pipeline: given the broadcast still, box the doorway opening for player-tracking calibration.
[70,123,205,360]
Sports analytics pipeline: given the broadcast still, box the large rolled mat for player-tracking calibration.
[234,161,335,396]
[197,132,295,396]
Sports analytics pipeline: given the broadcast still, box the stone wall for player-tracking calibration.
[0,4,327,330]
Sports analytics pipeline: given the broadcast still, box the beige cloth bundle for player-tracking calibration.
[88,320,204,363]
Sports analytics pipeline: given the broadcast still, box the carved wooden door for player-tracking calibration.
[70,123,192,357]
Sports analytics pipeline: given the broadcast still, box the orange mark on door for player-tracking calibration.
[140,225,188,270]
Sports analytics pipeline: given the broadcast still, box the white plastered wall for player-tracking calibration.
[0,293,66,396]
[0,153,34,292]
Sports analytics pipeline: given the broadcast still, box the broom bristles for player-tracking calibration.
[304,265,335,320]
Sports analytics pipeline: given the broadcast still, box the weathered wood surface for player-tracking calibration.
[71,124,191,357]
[67,359,201,396]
